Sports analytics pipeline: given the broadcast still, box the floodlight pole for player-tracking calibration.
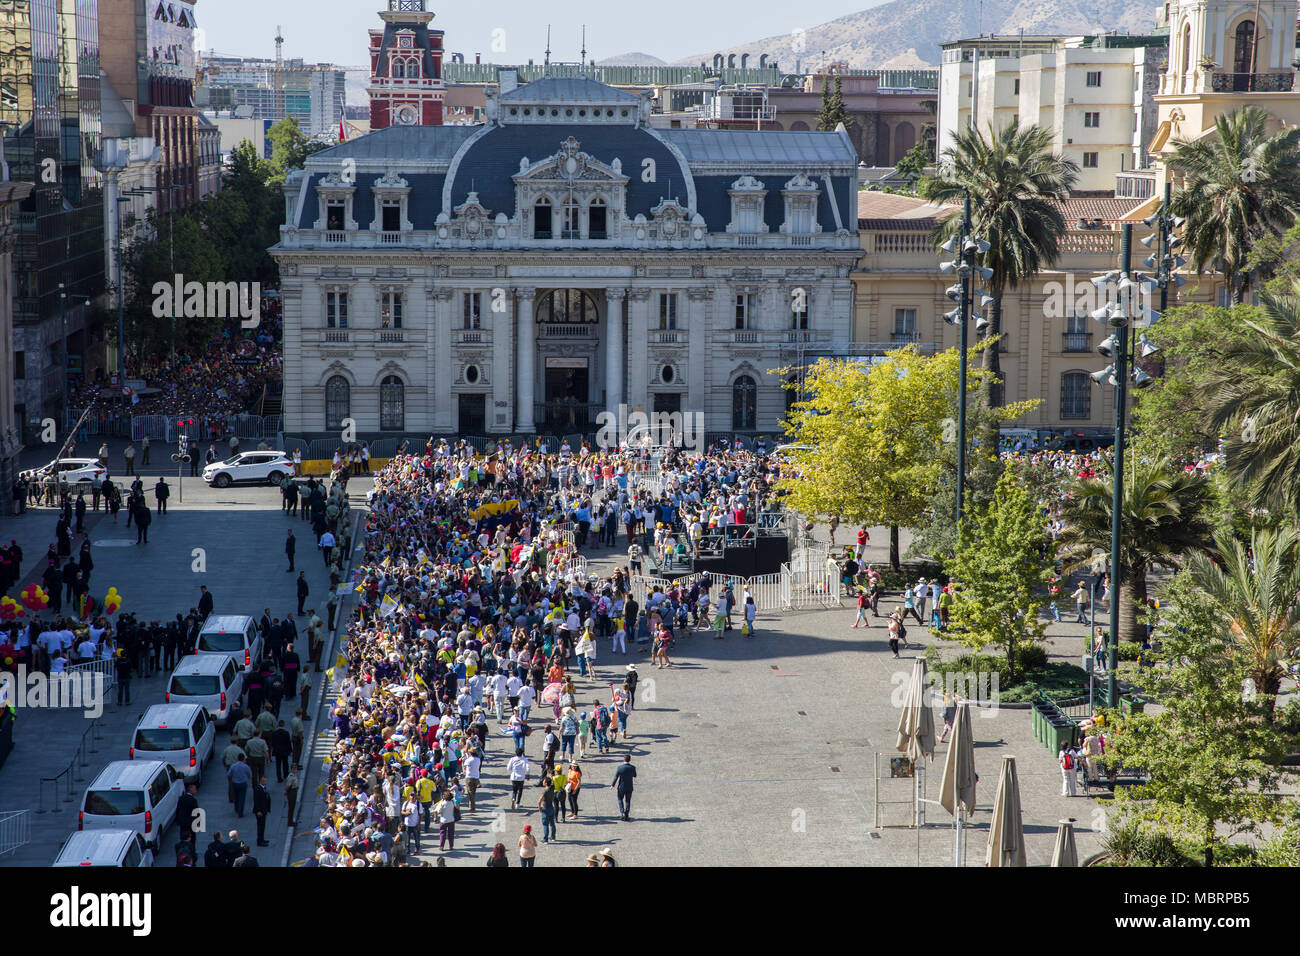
[1107,223,1132,710]
[956,190,972,537]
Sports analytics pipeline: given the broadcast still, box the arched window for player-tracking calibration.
[380,375,405,431]
[1060,371,1090,420]
[537,289,599,323]
[533,197,552,239]
[732,375,757,431]
[588,197,607,239]
[325,376,350,430]
[392,59,405,78]
[1233,20,1255,90]
[1180,22,1191,78]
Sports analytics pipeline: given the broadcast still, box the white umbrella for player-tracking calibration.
[985,755,1027,867]
[895,658,935,763]
[939,701,976,816]
[1051,819,1079,867]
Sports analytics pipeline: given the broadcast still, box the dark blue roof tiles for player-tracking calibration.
[446,124,691,221]
[308,124,477,164]
[499,76,641,104]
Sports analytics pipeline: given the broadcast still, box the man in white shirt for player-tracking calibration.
[506,749,530,808]
[516,681,536,720]
[319,529,336,567]
[76,635,97,663]
[463,748,482,810]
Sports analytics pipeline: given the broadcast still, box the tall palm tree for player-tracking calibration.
[924,121,1078,407]
[1056,459,1214,642]
[1167,105,1300,304]
[1200,282,1300,517]
[1185,527,1300,715]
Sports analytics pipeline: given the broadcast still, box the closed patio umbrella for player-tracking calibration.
[939,701,976,816]
[895,658,935,763]
[985,755,1027,867]
[1051,819,1079,868]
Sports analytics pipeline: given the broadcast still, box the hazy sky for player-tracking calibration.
[192,0,879,66]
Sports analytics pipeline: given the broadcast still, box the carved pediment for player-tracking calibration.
[514,137,627,185]
[730,175,765,192]
[374,169,409,190]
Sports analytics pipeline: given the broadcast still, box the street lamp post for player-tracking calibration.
[58,283,67,433]
[937,189,991,535]
[1088,217,1174,707]
[116,194,132,375]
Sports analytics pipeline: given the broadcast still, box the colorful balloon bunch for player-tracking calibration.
[20,584,49,612]
[0,596,24,621]
[104,587,122,615]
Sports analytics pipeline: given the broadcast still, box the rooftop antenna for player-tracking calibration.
[581,25,587,68]
[544,25,551,68]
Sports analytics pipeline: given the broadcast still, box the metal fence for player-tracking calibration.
[65,657,117,696]
[629,567,830,614]
[67,410,284,446]
[0,809,31,857]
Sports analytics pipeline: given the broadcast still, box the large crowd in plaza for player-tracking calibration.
[309,438,794,866]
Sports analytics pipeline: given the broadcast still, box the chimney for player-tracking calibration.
[740,53,749,69]
[759,53,769,69]
[727,53,736,68]
[475,53,480,64]
[499,68,518,94]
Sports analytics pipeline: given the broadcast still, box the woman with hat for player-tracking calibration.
[518,825,537,867]
[565,762,582,818]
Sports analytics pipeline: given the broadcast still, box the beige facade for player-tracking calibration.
[940,35,1168,193]
[850,193,1221,429]
[1152,0,1300,192]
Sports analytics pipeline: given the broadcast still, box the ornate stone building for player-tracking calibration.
[273,73,860,439]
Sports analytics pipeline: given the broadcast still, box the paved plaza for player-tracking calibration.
[0,439,1107,867]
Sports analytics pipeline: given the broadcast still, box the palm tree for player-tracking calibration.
[1200,282,1300,517]
[1167,105,1300,305]
[1056,459,1214,642]
[923,121,1078,407]
[1185,527,1300,715]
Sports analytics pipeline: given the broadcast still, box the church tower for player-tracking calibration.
[1152,0,1300,187]
[367,0,445,130]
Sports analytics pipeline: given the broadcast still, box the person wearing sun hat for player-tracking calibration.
[598,847,617,867]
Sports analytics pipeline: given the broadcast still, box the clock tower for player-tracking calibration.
[367,0,445,130]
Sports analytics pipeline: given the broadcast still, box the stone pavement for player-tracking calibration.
[0,470,337,867]
[296,515,1108,868]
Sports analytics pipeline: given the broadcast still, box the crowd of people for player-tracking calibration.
[308,438,799,866]
[67,338,281,432]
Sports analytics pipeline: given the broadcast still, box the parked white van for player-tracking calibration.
[166,654,243,726]
[52,829,154,867]
[131,703,216,785]
[79,759,183,850]
[196,614,263,671]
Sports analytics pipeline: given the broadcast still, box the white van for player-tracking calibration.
[166,654,243,726]
[196,614,263,671]
[79,759,182,850]
[131,703,216,785]
[52,829,154,868]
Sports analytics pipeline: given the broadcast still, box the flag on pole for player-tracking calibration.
[338,118,347,142]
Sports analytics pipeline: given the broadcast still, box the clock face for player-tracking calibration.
[396,105,417,125]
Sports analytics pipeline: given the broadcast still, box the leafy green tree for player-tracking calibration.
[942,471,1053,684]
[1056,459,1213,642]
[779,348,970,569]
[1168,105,1300,304]
[1111,573,1292,866]
[1127,302,1258,462]
[922,121,1078,407]
[894,138,933,187]
[200,140,282,286]
[119,211,227,361]
[1199,282,1300,517]
[1184,526,1300,714]
[267,117,329,182]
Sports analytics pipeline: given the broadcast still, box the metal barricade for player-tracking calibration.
[65,657,117,696]
[0,809,31,857]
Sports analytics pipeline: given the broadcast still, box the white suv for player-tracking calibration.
[203,450,293,488]
[20,457,108,487]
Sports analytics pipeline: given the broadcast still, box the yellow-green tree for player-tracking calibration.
[778,347,1033,568]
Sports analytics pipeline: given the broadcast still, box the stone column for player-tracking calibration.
[626,288,652,414]
[604,288,626,413]
[686,287,712,419]
[516,288,536,432]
